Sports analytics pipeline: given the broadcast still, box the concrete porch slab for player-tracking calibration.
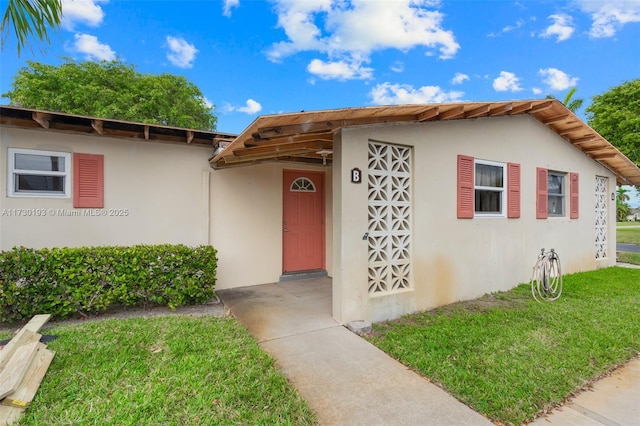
[217,277,336,342]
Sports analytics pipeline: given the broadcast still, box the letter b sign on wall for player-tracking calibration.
[351,168,362,184]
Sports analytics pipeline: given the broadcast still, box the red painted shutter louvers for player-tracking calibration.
[570,172,579,219]
[536,167,548,219]
[73,153,104,208]
[507,163,521,218]
[457,155,474,219]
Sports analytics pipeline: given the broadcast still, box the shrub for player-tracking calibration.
[0,244,217,322]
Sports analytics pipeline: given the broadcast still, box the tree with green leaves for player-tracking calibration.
[1,0,62,55]
[586,79,640,167]
[561,87,583,113]
[3,59,217,130]
[545,87,584,113]
[616,187,631,222]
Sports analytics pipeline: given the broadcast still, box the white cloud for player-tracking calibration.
[539,67,578,90]
[487,19,524,37]
[369,82,464,105]
[532,87,543,95]
[503,19,524,33]
[307,57,373,80]
[165,36,198,68]
[390,61,404,73]
[451,72,469,85]
[493,71,522,92]
[226,99,262,114]
[61,0,107,30]
[576,0,640,38]
[540,14,575,42]
[223,0,240,17]
[72,33,115,60]
[267,0,459,80]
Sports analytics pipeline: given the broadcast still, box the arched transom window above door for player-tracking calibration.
[290,177,316,192]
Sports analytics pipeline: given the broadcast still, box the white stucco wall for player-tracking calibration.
[333,115,617,323]
[209,162,333,290]
[1,127,212,249]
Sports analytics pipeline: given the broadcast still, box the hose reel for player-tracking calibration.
[531,248,562,302]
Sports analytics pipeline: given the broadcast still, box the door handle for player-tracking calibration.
[283,228,288,232]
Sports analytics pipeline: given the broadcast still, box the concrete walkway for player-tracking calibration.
[218,278,492,426]
[219,277,640,425]
[530,357,640,426]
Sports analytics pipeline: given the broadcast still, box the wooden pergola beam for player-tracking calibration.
[222,148,315,164]
[591,152,618,160]
[417,107,439,121]
[439,105,465,120]
[464,104,491,118]
[582,145,609,152]
[542,114,570,125]
[256,115,416,139]
[91,119,104,135]
[529,100,554,113]
[488,103,512,116]
[570,135,599,145]
[558,125,585,136]
[509,102,533,115]
[233,140,328,157]
[247,132,333,148]
[31,112,50,129]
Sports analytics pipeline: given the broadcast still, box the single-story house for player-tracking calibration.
[627,208,640,222]
[2,100,640,323]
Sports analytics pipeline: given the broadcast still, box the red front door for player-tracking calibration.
[283,171,325,273]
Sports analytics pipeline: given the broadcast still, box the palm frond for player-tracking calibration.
[1,0,63,56]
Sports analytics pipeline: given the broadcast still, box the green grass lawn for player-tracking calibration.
[618,226,640,244]
[616,221,640,227]
[9,316,316,425]
[366,267,640,426]
[618,252,640,265]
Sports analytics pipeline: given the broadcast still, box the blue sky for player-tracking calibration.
[1,0,639,204]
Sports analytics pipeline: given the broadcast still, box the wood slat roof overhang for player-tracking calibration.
[210,99,640,186]
[0,105,237,147]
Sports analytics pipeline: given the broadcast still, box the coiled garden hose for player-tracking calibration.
[531,248,562,302]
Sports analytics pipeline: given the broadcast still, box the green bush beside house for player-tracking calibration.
[0,244,217,322]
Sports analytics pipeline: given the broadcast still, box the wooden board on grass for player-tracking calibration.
[0,330,40,372]
[0,341,40,399]
[0,344,55,425]
[21,315,51,334]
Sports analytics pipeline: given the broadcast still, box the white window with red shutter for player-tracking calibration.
[536,168,579,219]
[6,149,103,208]
[457,155,520,219]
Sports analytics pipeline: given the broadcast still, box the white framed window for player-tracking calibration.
[7,148,71,197]
[548,171,565,216]
[474,159,506,217]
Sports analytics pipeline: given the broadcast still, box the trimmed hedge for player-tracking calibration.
[0,244,217,323]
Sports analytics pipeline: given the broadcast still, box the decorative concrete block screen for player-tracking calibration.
[595,175,608,259]
[367,141,412,295]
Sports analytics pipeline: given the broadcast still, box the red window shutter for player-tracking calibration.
[457,155,474,219]
[536,167,548,219]
[73,153,104,208]
[507,163,521,218]
[570,172,579,219]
